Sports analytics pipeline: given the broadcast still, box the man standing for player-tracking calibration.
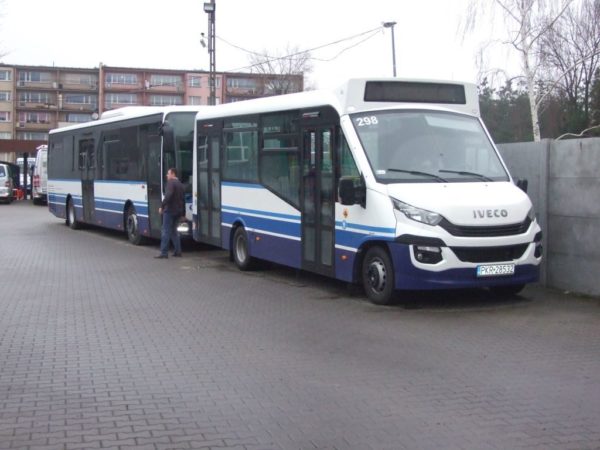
[155,168,185,259]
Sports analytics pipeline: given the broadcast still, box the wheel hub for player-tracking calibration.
[367,259,387,292]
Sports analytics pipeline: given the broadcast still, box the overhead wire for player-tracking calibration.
[218,25,386,72]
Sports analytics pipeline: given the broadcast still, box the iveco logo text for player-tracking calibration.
[473,209,508,219]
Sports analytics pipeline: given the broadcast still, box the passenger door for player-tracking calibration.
[301,126,335,276]
[196,123,222,246]
[79,136,95,224]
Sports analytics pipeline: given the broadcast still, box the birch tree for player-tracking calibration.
[464,0,574,141]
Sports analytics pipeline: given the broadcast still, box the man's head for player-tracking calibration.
[167,168,178,179]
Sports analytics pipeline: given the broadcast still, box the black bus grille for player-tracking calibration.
[451,244,529,263]
[440,217,532,237]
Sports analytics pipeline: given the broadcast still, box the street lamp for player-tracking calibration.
[383,21,397,77]
[204,0,216,105]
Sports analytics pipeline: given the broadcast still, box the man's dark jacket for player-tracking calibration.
[162,178,185,217]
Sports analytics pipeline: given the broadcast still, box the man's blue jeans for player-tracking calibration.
[159,211,181,256]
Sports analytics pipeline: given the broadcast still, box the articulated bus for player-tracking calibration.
[192,78,542,305]
[48,106,202,243]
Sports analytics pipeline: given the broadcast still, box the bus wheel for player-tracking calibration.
[489,284,525,297]
[67,198,80,230]
[232,226,255,271]
[126,205,145,245]
[362,246,395,305]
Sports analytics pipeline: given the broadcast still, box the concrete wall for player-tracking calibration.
[498,138,600,296]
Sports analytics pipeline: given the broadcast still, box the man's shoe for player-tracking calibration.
[154,254,168,259]
[172,253,182,257]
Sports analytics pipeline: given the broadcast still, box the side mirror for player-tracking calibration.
[516,178,528,193]
[339,176,366,207]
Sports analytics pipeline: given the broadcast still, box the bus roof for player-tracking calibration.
[49,105,205,135]
[193,78,480,122]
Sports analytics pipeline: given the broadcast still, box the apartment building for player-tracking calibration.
[0,63,304,147]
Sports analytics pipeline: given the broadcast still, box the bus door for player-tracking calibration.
[301,126,335,276]
[196,122,222,246]
[146,129,162,238]
[79,136,96,224]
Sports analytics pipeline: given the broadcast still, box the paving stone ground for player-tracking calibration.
[1,201,599,450]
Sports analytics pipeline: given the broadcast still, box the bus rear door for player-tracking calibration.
[196,121,222,246]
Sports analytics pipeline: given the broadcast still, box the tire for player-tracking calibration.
[66,198,80,230]
[125,205,145,245]
[362,246,396,305]
[489,284,525,297]
[232,226,255,271]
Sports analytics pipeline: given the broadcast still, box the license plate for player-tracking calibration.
[476,264,515,277]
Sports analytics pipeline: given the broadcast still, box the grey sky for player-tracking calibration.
[0,0,505,89]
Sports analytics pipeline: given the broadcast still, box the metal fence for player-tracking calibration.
[498,138,600,297]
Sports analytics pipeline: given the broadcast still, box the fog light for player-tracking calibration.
[414,246,443,264]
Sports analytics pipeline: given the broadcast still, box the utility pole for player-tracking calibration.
[383,22,397,77]
[204,0,216,105]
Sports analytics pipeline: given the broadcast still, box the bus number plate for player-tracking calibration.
[477,264,515,277]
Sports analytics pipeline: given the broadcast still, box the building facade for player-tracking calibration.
[0,63,303,152]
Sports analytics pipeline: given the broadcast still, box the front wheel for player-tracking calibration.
[362,246,396,305]
[125,205,145,245]
[232,226,255,270]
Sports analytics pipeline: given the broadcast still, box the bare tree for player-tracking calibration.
[247,45,313,94]
[463,0,574,141]
[538,0,600,127]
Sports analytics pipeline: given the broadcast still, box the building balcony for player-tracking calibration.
[226,87,262,97]
[16,80,57,90]
[61,103,97,112]
[15,121,54,131]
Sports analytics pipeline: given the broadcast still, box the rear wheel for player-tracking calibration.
[362,246,396,305]
[66,198,80,229]
[125,205,145,245]
[232,226,255,270]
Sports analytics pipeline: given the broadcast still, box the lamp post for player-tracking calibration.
[383,21,397,77]
[204,0,216,105]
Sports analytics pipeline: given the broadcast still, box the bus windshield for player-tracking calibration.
[351,110,509,183]
[165,112,195,192]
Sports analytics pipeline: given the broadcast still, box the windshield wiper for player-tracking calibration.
[387,168,448,182]
[439,169,494,182]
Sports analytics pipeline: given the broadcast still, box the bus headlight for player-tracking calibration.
[391,198,442,226]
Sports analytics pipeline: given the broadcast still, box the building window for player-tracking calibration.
[0,132,11,139]
[105,93,138,107]
[17,131,48,141]
[150,95,182,106]
[64,73,97,86]
[67,113,92,123]
[188,96,202,105]
[65,94,97,106]
[0,91,11,102]
[19,92,54,104]
[227,78,257,89]
[0,111,11,122]
[150,74,182,87]
[0,70,12,81]
[188,76,202,87]
[105,73,138,85]
[19,112,51,124]
[18,71,53,83]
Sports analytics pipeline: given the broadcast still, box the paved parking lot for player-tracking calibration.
[1,201,599,450]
